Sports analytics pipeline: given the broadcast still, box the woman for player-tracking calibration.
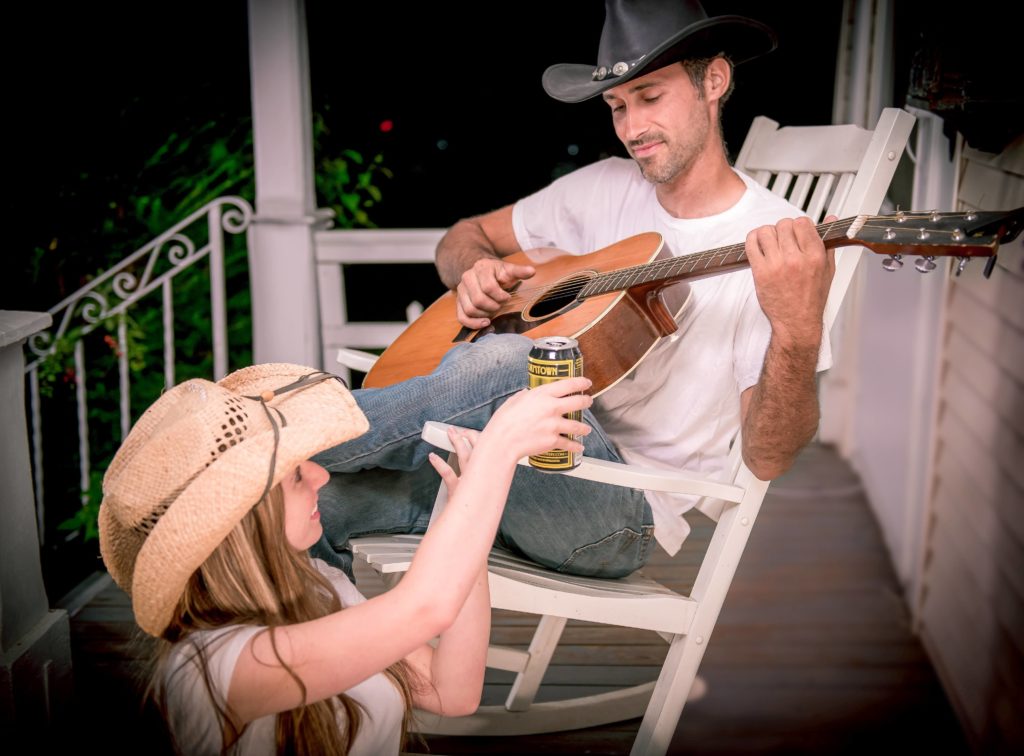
[98,362,592,755]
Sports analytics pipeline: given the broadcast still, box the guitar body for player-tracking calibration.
[363,232,692,396]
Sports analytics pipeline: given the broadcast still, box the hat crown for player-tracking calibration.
[542,0,775,103]
[597,0,708,69]
[102,380,260,533]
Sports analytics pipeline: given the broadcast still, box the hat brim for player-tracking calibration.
[543,16,777,103]
[101,364,369,637]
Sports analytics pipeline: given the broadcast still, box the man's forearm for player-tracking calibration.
[436,219,502,289]
[741,337,821,480]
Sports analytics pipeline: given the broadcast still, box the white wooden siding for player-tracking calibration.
[917,140,1024,750]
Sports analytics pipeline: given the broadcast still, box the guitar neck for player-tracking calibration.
[577,208,1019,297]
[579,218,861,298]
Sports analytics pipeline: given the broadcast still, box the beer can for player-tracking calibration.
[527,336,584,471]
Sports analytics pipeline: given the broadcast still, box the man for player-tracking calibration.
[312,0,834,580]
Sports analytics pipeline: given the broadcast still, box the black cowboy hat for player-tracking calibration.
[542,0,777,103]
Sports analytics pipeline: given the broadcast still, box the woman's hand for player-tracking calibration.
[481,377,594,463]
[427,426,480,496]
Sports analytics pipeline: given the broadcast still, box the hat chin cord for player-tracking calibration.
[244,370,344,501]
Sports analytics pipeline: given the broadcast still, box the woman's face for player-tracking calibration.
[281,460,330,550]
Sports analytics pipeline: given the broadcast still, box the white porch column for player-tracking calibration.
[0,311,73,733]
[821,0,900,452]
[246,0,326,367]
[833,0,895,129]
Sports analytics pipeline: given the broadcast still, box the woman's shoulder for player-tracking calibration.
[167,623,263,670]
[311,557,366,607]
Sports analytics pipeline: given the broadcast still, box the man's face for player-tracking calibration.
[602,63,712,185]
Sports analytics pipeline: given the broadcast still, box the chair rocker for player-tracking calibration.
[340,107,916,755]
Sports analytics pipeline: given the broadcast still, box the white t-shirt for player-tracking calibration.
[164,559,404,756]
[512,157,831,555]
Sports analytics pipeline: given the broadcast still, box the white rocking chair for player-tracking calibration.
[339,107,916,755]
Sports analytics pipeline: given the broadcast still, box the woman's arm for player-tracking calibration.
[402,566,490,716]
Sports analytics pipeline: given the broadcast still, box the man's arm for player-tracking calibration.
[435,205,535,329]
[740,216,835,480]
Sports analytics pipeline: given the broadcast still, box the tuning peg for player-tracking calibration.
[915,256,937,273]
[955,257,969,276]
[882,254,904,271]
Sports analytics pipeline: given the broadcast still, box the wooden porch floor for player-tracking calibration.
[60,443,971,754]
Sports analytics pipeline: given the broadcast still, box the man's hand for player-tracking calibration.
[745,215,836,348]
[456,258,535,330]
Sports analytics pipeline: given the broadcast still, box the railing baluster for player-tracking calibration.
[163,278,175,390]
[209,203,228,380]
[74,340,90,512]
[118,313,130,441]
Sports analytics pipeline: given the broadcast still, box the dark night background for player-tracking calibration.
[11,0,848,295]
[12,0,1020,299]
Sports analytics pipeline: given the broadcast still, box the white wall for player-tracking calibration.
[915,140,1024,750]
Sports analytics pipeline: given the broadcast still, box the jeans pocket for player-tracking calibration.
[558,524,651,578]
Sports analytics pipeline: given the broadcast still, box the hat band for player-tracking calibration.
[593,57,642,81]
[244,371,347,502]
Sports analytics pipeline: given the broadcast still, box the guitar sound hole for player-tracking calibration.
[527,274,589,319]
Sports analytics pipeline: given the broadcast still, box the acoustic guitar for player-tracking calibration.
[363,209,1023,396]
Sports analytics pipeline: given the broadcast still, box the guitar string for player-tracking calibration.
[500,218,858,304]
[494,215,980,308]
[496,218,855,306]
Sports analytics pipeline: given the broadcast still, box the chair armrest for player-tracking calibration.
[420,421,745,503]
[336,348,380,372]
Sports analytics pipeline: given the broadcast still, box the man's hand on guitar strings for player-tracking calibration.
[457,258,536,330]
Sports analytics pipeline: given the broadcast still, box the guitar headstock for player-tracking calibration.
[842,208,1023,276]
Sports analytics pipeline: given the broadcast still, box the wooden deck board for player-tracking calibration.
[60,443,970,754]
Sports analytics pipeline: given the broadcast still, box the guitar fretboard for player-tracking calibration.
[579,217,859,298]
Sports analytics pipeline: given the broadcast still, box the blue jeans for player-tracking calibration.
[310,334,654,582]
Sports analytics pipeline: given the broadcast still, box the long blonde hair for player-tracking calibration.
[151,486,421,754]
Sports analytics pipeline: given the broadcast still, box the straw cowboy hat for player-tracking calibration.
[99,363,369,637]
[542,0,777,103]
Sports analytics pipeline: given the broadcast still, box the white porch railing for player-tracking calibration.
[314,228,443,384]
[23,196,253,546]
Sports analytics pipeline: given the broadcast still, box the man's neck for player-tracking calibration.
[654,150,746,219]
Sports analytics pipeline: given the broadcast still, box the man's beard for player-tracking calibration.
[631,110,710,185]
[635,142,691,184]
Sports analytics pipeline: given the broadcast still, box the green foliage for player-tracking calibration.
[37,115,389,543]
[57,469,103,542]
[314,113,393,229]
